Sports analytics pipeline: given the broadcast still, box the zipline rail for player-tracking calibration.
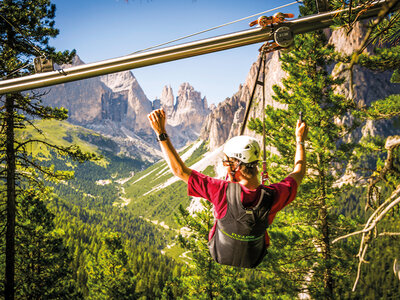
[0,0,398,95]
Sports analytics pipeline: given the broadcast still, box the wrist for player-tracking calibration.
[157,132,169,142]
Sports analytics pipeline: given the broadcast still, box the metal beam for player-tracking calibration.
[0,27,275,94]
[0,0,398,94]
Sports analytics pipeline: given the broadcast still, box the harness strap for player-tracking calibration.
[260,53,269,185]
[240,50,265,135]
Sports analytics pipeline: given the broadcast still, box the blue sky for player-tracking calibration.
[51,0,301,105]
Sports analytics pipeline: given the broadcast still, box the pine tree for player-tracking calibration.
[15,188,82,299]
[0,1,94,298]
[86,232,139,299]
[328,1,400,294]
[248,1,362,298]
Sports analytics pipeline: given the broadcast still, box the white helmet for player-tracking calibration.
[223,136,260,164]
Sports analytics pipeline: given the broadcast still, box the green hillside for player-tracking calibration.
[18,120,106,165]
[13,119,183,297]
[124,140,212,227]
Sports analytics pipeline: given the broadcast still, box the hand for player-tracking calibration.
[296,120,308,142]
[147,109,167,135]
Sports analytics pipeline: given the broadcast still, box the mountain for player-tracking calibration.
[201,22,400,151]
[155,83,210,147]
[38,57,211,161]
[122,21,400,228]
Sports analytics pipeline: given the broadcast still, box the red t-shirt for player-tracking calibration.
[187,170,298,247]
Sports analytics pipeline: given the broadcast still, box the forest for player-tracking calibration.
[1,0,400,299]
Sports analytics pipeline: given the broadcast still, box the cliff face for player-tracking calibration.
[99,71,153,136]
[39,57,108,124]
[201,23,400,151]
[159,83,210,147]
[40,56,153,135]
[200,50,287,150]
[38,57,211,159]
[160,85,174,116]
[170,83,209,131]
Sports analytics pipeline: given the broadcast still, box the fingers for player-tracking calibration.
[147,111,156,122]
[297,119,306,129]
[295,119,308,141]
[147,109,164,121]
[147,109,166,136]
[149,109,164,119]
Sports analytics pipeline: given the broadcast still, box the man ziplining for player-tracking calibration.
[148,108,307,268]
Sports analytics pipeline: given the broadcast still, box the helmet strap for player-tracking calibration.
[228,162,242,182]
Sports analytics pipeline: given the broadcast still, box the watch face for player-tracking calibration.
[159,133,168,141]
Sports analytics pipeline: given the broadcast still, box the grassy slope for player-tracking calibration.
[18,119,150,207]
[124,140,212,227]
[18,119,107,166]
[21,121,213,263]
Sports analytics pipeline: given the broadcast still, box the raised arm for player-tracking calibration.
[288,120,308,186]
[147,109,192,183]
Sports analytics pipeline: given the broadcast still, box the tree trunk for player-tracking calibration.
[321,204,333,299]
[318,153,333,299]
[5,94,16,300]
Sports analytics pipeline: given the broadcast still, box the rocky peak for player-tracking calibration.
[200,89,246,150]
[99,70,153,135]
[169,83,210,128]
[55,54,85,69]
[160,85,175,116]
[39,55,153,138]
[175,82,204,109]
[39,52,213,155]
[72,55,85,66]
[100,71,137,92]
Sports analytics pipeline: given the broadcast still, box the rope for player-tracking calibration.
[260,54,269,185]
[240,53,264,135]
[239,45,270,184]
[131,1,302,54]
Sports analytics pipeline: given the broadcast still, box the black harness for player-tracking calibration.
[208,182,275,268]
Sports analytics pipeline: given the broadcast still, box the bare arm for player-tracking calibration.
[147,109,192,183]
[288,120,308,186]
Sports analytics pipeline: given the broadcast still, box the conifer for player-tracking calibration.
[0,1,94,298]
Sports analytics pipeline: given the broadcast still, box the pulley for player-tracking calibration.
[274,26,294,48]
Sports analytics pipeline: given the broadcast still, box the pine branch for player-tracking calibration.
[21,118,44,136]
[332,186,400,243]
[0,223,6,236]
[367,135,400,209]
[330,136,400,290]
[17,155,72,181]
[340,0,400,98]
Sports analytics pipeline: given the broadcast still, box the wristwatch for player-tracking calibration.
[158,133,168,141]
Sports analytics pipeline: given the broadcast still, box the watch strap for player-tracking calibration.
[158,133,168,141]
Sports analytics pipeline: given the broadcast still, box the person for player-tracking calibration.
[147,108,307,268]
